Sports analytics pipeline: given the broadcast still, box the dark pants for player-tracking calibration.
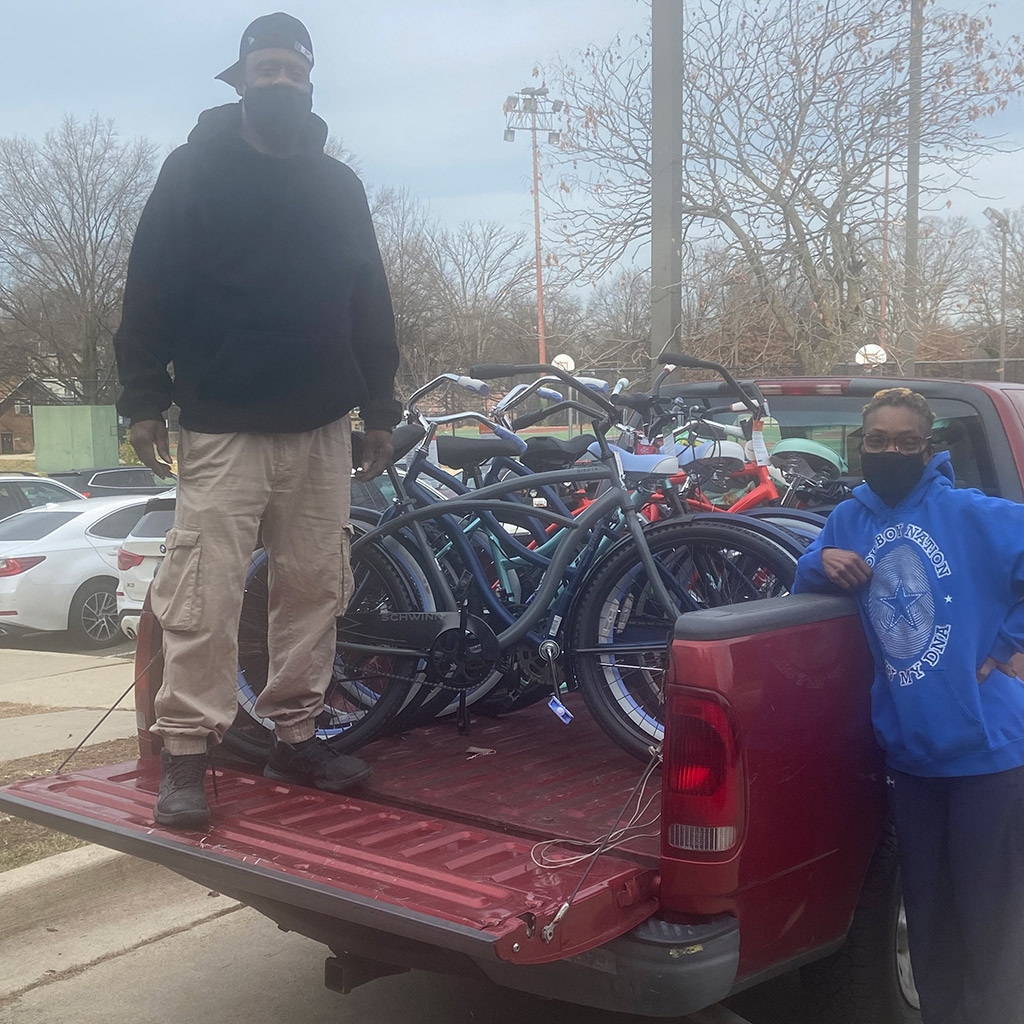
[887,765,1024,1024]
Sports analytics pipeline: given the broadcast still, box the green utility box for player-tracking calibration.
[33,406,119,474]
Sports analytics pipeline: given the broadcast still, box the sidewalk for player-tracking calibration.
[0,643,245,1009]
[0,648,138,760]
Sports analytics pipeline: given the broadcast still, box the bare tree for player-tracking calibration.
[965,208,1024,363]
[581,268,652,372]
[370,186,448,393]
[0,115,157,402]
[425,221,536,370]
[323,136,361,175]
[545,0,1024,372]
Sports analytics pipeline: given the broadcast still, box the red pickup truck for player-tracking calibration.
[4,376,1024,1024]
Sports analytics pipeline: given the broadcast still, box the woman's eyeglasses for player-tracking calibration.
[861,432,931,455]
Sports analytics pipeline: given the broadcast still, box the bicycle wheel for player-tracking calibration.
[570,519,797,759]
[226,537,421,762]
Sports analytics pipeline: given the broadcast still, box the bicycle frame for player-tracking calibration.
[345,461,682,660]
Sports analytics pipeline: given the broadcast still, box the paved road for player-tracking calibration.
[0,629,135,660]
[0,902,815,1024]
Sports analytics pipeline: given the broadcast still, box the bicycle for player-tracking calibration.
[329,356,801,758]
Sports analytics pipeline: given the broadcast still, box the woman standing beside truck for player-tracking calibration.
[793,387,1024,1024]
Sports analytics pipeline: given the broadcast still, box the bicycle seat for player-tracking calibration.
[520,434,596,472]
[674,440,746,473]
[434,434,524,471]
[350,422,426,468]
[586,442,678,478]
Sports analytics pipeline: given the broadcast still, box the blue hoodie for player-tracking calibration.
[794,451,1024,777]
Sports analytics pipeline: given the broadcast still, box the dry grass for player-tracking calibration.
[0,737,139,872]
[0,701,68,719]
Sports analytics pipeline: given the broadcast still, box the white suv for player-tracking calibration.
[116,499,176,639]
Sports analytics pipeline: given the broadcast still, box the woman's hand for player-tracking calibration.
[821,547,873,591]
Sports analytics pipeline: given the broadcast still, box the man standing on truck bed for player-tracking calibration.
[114,13,401,828]
[793,387,1024,1024]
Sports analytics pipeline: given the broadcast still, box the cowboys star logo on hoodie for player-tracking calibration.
[865,526,953,687]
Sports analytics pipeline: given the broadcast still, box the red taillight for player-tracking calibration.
[117,548,146,571]
[0,556,46,577]
[664,691,743,856]
[80,491,90,498]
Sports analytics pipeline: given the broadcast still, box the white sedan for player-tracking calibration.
[0,496,149,648]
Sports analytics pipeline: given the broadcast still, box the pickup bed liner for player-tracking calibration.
[0,702,660,966]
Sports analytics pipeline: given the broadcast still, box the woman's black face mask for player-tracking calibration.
[861,450,927,506]
[243,84,312,148]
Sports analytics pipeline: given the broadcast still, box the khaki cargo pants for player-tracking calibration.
[150,416,352,755]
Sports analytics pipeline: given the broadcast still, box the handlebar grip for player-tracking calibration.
[491,422,528,452]
[469,364,528,379]
[613,393,654,413]
[454,375,489,395]
[537,387,563,402]
[657,352,720,372]
[510,406,553,431]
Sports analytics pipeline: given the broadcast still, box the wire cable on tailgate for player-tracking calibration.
[530,745,662,943]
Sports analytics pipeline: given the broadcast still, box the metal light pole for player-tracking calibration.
[650,0,684,382]
[504,86,563,365]
[984,207,1010,380]
[903,0,924,375]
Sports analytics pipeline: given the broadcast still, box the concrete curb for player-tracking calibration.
[0,845,148,940]
[0,844,241,1001]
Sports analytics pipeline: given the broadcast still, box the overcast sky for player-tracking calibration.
[4,1,1024,245]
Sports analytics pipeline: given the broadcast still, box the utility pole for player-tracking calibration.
[903,0,924,375]
[504,86,563,365]
[650,0,684,381]
[984,207,1010,380]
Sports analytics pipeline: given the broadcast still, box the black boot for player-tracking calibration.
[154,748,211,827]
[264,735,371,792]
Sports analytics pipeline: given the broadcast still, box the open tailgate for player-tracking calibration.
[0,761,658,965]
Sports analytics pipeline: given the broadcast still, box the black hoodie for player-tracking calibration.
[114,103,401,433]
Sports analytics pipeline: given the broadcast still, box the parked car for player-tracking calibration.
[0,473,83,521]
[0,496,149,648]
[117,496,176,640]
[48,466,169,498]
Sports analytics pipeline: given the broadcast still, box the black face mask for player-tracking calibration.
[861,450,927,506]
[242,84,312,148]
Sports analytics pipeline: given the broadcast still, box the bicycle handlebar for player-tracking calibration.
[407,373,490,417]
[511,399,611,432]
[420,411,528,453]
[469,363,619,418]
[657,352,766,417]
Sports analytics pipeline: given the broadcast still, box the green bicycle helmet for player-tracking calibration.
[770,437,847,477]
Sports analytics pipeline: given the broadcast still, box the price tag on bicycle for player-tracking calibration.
[751,419,771,467]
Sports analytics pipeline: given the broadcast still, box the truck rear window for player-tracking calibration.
[720,396,998,494]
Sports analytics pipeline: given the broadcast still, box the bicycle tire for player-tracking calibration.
[225,535,420,762]
[570,519,798,759]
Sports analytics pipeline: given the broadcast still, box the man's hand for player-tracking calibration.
[130,419,175,479]
[821,547,873,591]
[354,429,393,481]
[978,657,1018,683]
